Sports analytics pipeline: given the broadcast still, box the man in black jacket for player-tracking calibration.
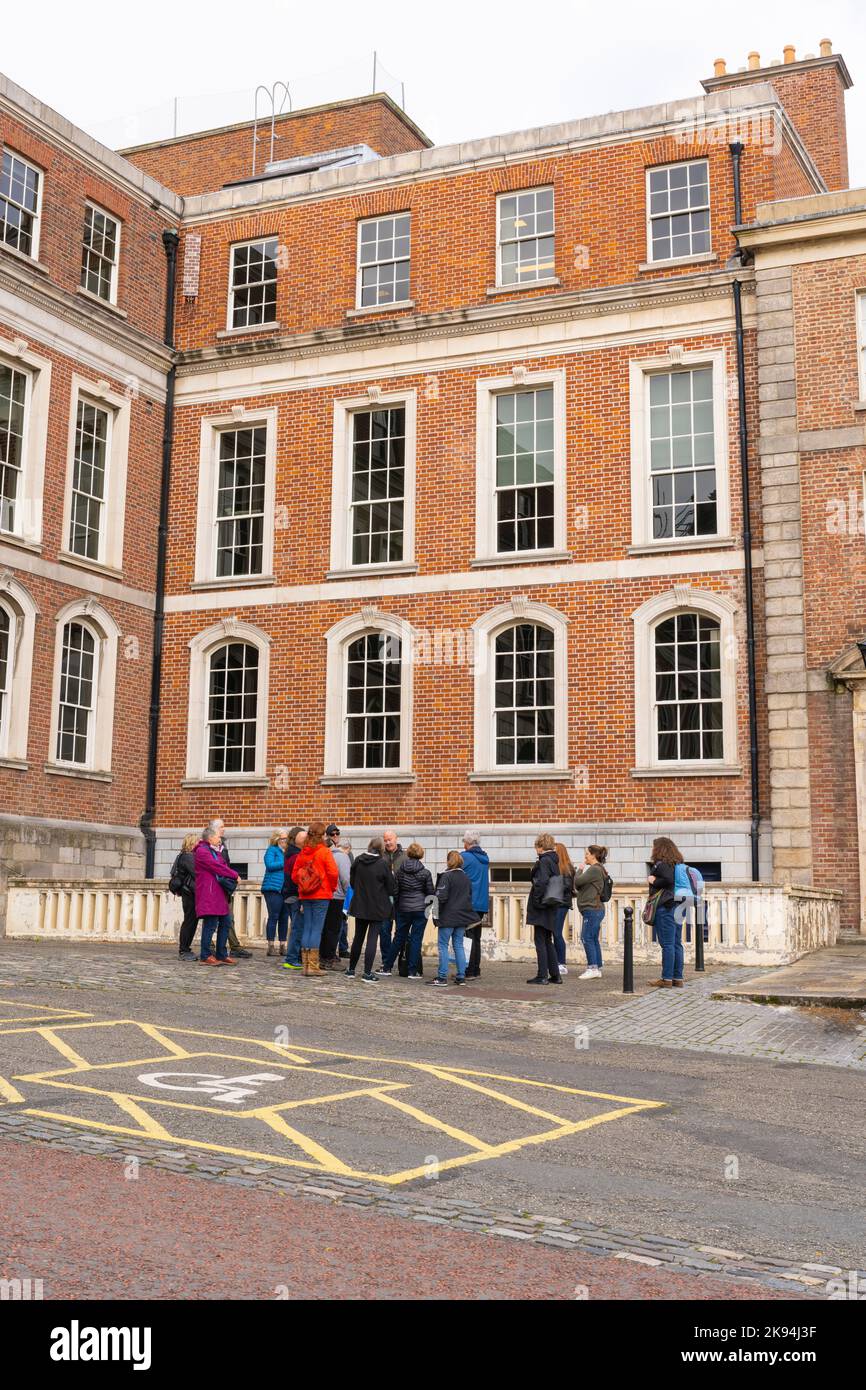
[346,838,397,983]
[379,828,405,968]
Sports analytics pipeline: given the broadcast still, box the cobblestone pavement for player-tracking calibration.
[2,943,865,1069]
[0,1114,835,1298]
[0,1134,794,1301]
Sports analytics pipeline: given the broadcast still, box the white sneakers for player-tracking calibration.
[578,966,602,979]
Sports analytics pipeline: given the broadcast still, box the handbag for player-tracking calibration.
[216,874,237,899]
[542,873,566,907]
[642,890,662,926]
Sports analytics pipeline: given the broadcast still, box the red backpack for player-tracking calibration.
[296,854,323,896]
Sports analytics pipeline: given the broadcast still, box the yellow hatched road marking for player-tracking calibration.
[371,1091,497,1154]
[35,1028,91,1068]
[0,1075,25,1104]
[109,1094,175,1140]
[135,1024,193,1059]
[421,1066,571,1125]
[252,1084,407,1113]
[255,1110,357,1173]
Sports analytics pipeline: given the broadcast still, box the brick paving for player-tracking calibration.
[0,1113,834,1298]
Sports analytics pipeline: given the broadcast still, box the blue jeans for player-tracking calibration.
[300,898,329,950]
[262,890,289,942]
[285,899,303,964]
[200,914,231,961]
[580,908,604,969]
[437,926,466,980]
[553,904,570,967]
[384,911,426,974]
[654,904,683,981]
[378,917,393,963]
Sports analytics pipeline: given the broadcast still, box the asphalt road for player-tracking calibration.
[1,943,864,1298]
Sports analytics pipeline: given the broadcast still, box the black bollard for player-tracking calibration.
[622,905,634,993]
[694,897,705,973]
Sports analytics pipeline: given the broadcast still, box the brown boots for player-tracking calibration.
[301,948,325,978]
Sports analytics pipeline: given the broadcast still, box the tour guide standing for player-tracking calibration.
[380,829,406,965]
[460,828,490,979]
[195,821,240,966]
[290,820,338,978]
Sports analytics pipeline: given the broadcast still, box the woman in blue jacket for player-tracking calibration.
[262,829,290,956]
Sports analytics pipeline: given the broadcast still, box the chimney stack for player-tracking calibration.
[747,51,761,70]
[783,45,796,64]
[820,38,833,57]
[713,58,726,78]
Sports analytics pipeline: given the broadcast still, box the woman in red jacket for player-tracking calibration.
[290,819,338,977]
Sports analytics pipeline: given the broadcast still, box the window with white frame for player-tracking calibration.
[497,188,554,286]
[48,600,118,776]
[493,623,555,766]
[350,406,405,565]
[55,621,97,766]
[654,612,723,762]
[0,578,37,764]
[0,362,28,533]
[494,387,555,553]
[323,611,414,781]
[357,213,410,308]
[471,600,569,779]
[647,160,710,262]
[329,391,417,575]
[68,398,110,561]
[215,426,266,578]
[229,237,278,329]
[648,367,717,540]
[81,204,120,303]
[185,620,271,782]
[345,631,402,770]
[857,291,866,400]
[206,642,259,775]
[629,350,729,550]
[1,149,41,259]
[631,588,737,774]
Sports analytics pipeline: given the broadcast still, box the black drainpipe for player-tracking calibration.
[142,228,179,878]
[728,142,760,881]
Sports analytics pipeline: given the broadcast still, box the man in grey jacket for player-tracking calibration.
[379,828,406,966]
[320,839,352,969]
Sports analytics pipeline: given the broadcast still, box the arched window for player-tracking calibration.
[471,600,570,781]
[0,576,37,766]
[654,612,722,762]
[493,623,555,766]
[206,641,259,775]
[48,599,120,777]
[631,587,738,774]
[323,609,415,783]
[56,620,97,765]
[185,620,271,784]
[345,631,402,770]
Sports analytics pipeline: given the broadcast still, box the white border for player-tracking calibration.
[186,618,272,783]
[329,389,417,574]
[60,375,131,573]
[0,335,51,547]
[495,186,555,288]
[48,598,120,774]
[194,407,277,585]
[82,201,121,306]
[471,598,569,776]
[645,158,710,265]
[323,608,416,781]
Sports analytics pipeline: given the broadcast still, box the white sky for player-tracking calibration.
[4,0,866,186]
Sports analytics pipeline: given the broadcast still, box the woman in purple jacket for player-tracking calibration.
[195,820,240,966]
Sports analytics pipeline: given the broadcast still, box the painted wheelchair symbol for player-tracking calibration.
[136,1071,285,1105]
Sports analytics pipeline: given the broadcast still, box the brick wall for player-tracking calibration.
[122,97,431,198]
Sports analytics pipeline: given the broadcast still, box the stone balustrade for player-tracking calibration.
[4,878,838,967]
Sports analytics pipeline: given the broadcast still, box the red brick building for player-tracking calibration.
[1,41,864,930]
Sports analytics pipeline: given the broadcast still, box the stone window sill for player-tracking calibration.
[853,400,866,412]
[486,278,561,296]
[638,252,718,272]
[326,561,419,580]
[627,536,737,557]
[0,242,49,275]
[320,773,416,785]
[630,764,742,779]
[216,320,281,339]
[76,286,127,318]
[182,776,270,788]
[45,762,113,782]
[0,756,28,771]
[468,768,573,783]
[346,301,415,318]
[470,550,571,569]
[58,550,123,581]
[0,531,42,555]
[190,574,275,591]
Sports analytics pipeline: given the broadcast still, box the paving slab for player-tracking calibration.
[712,944,866,1007]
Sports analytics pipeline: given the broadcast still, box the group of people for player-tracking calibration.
[170,821,696,989]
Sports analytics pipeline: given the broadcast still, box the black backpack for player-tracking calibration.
[598,868,614,904]
[169,853,189,897]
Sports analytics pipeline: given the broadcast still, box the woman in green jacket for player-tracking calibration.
[572,845,608,980]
